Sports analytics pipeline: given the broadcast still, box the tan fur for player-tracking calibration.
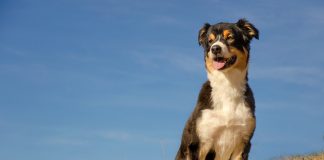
[230,118,256,160]
[205,46,248,73]
[230,47,248,71]
[176,19,258,160]
[244,24,257,38]
[222,30,231,39]
[198,46,254,160]
[205,56,214,73]
[208,33,216,42]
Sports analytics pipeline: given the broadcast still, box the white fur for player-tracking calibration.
[196,68,253,159]
[211,40,231,58]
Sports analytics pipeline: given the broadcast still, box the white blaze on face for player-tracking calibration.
[209,40,231,58]
[208,40,232,70]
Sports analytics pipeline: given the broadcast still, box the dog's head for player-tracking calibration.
[198,19,258,73]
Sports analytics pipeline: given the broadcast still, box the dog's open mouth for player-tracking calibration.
[213,55,237,70]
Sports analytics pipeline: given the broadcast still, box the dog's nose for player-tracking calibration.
[211,45,222,54]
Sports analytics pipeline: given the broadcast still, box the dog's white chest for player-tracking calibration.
[197,97,251,139]
[196,89,253,157]
[200,98,249,127]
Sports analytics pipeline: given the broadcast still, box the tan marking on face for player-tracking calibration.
[208,33,216,42]
[205,55,214,73]
[229,47,249,71]
[223,30,231,39]
[205,47,249,72]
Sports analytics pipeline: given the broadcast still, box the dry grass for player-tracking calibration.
[278,152,324,160]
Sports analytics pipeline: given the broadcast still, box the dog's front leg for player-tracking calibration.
[230,141,251,160]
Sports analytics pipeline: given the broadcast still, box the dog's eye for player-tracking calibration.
[208,39,214,43]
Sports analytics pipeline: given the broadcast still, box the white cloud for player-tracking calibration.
[43,137,88,146]
[99,130,132,141]
[251,66,324,87]
[131,45,204,73]
[98,130,173,144]
[41,127,173,147]
[0,45,27,56]
[149,15,183,26]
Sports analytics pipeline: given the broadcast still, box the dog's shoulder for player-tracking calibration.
[195,80,213,110]
[244,83,255,115]
[176,81,213,159]
[184,81,213,131]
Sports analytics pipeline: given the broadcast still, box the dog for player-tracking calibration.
[175,19,259,160]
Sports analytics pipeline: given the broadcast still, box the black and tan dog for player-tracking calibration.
[175,19,259,160]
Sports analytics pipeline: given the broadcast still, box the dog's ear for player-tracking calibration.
[198,23,211,48]
[236,19,259,40]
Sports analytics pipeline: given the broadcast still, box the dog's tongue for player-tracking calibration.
[213,61,226,70]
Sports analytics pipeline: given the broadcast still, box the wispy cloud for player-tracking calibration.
[98,130,172,144]
[149,15,183,26]
[0,45,28,56]
[99,130,132,141]
[40,127,173,146]
[131,45,204,73]
[251,66,324,88]
[43,137,88,146]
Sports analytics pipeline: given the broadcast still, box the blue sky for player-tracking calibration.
[1,0,324,159]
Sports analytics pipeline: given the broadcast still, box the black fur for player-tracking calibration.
[175,82,255,160]
[175,19,258,160]
[175,81,212,160]
[199,19,258,53]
